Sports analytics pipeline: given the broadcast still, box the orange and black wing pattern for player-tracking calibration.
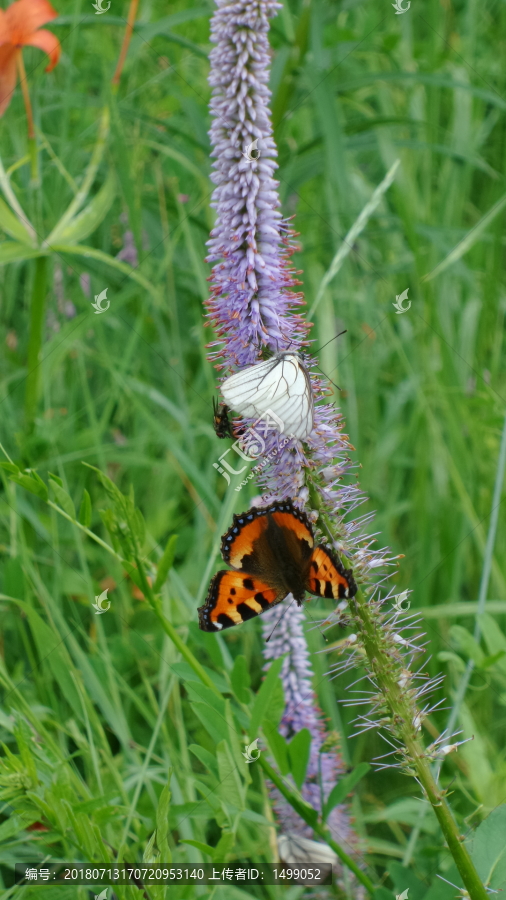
[221,499,314,572]
[306,545,357,600]
[198,570,282,631]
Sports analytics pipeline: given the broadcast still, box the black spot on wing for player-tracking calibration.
[242,577,255,591]
[236,602,258,621]
[255,592,271,609]
[217,613,238,629]
[324,581,334,599]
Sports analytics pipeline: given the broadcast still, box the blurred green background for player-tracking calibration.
[0,0,505,895]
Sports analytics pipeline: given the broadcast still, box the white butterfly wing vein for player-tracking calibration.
[221,355,314,439]
[278,833,337,866]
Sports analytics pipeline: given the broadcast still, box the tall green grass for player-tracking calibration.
[0,0,505,896]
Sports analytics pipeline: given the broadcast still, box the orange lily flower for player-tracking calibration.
[0,0,60,118]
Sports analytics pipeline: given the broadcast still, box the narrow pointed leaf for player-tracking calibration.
[46,171,116,245]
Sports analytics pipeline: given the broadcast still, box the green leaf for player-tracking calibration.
[0,461,20,474]
[82,462,124,504]
[288,729,311,789]
[10,472,48,501]
[216,740,245,810]
[79,489,92,528]
[213,830,235,863]
[450,625,485,666]
[472,804,506,889]
[191,702,229,745]
[249,655,286,739]
[156,782,172,863]
[132,506,146,548]
[189,744,219,777]
[47,171,116,245]
[0,242,45,264]
[122,560,144,590]
[322,763,370,821]
[9,600,81,713]
[265,729,289,775]
[0,197,34,244]
[185,681,226,717]
[372,889,396,900]
[49,476,76,519]
[51,243,160,301]
[179,839,214,856]
[230,654,251,704]
[47,472,63,487]
[153,534,178,593]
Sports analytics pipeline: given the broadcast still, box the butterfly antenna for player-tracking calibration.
[265,597,296,642]
[313,329,347,355]
[314,365,341,392]
[303,606,329,642]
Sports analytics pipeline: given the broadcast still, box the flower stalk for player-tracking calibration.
[15,53,38,182]
[111,0,140,88]
[349,589,488,900]
[24,255,48,430]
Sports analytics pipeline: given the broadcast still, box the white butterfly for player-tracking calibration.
[220,352,314,440]
[277,832,337,867]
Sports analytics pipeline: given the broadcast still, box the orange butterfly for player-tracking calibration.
[198,499,357,631]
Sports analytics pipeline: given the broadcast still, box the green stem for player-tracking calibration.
[259,756,378,897]
[271,0,311,130]
[133,553,219,695]
[133,550,375,891]
[352,590,488,900]
[24,255,48,430]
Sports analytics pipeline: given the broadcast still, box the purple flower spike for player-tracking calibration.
[262,603,360,860]
[206,0,306,369]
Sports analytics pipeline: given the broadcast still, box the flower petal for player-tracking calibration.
[5,0,58,45]
[22,28,60,71]
[0,44,18,116]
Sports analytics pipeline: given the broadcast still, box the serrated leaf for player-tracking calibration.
[79,489,92,528]
[47,172,116,245]
[49,477,76,519]
[230,654,251,704]
[322,763,370,821]
[288,728,311,789]
[153,534,177,593]
[249,655,285,739]
[10,472,48,501]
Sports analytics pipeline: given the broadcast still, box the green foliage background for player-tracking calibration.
[0,0,506,896]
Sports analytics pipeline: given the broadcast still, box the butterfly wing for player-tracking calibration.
[278,833,337,867]
[222,501,314,576]
[306,545,357,600]
[221,353,314,440]
[263,354,314,440]
[198,570,283,631]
